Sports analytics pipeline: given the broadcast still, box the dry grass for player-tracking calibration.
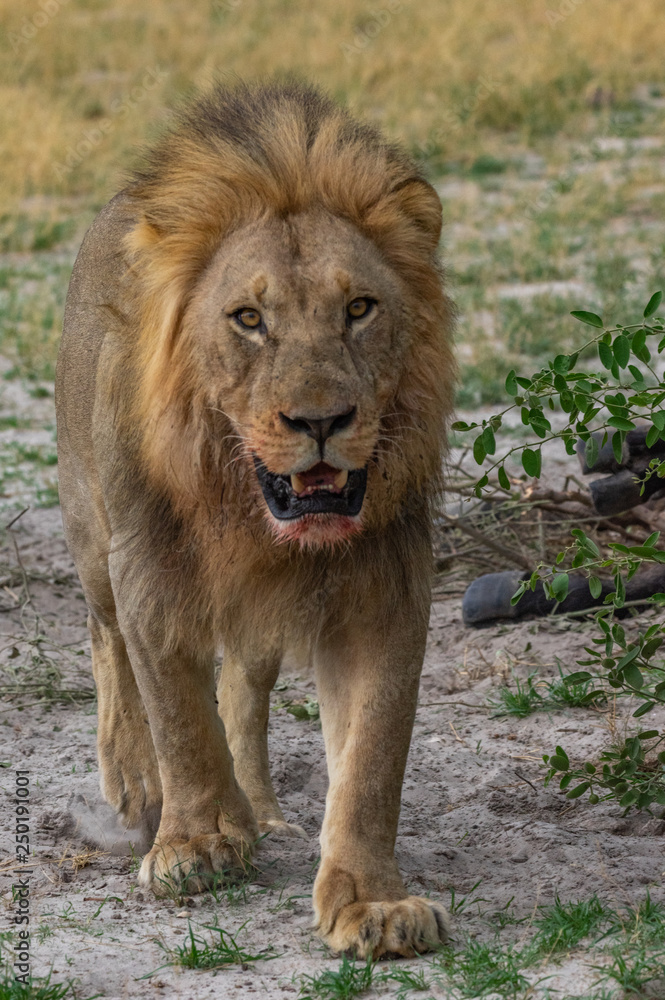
[2,0,665,211]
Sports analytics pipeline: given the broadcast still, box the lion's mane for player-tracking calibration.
[120,82,455,534]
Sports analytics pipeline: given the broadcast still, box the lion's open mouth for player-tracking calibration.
[253,458,368,520]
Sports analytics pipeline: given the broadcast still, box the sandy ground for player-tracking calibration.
[1,502,664,999]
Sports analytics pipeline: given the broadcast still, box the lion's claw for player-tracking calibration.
[258,818,308,839]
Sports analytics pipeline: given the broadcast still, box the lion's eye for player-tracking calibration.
[347,298,374,320]
[234,308,262,329]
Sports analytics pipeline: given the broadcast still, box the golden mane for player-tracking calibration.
[123,80,455,529]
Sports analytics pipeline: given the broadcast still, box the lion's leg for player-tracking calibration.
[108,552,259,893]
[312,570,449,959]
[89,613,162,834]
[69,529,162,834]
[217,647,306,839]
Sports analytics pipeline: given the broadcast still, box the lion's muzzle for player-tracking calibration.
[253,457,368,520]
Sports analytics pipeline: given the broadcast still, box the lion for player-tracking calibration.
[55,80,455,959]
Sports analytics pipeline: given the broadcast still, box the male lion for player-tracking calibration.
[56,81,455,959]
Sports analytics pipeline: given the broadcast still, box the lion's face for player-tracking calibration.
[186,210,412,546]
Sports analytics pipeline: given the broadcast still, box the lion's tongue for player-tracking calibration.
[290,462,349,496]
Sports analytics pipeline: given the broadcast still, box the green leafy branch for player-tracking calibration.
[463,292,665,814]
[454,290,665,495]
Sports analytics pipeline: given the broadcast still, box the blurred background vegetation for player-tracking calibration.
[1,0,665,423]
[2,0,665,204]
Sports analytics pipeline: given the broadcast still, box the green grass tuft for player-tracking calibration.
[529,895,609,957]
[298,955,374,1000]
[160,919,273,972]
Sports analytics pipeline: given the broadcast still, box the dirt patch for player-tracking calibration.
[1,507,663,998]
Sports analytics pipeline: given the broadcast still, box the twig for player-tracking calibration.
[439,512,532,571]
[554,598,662,620]
[3,507,29,532]
[420,700,487,709]
[514,769,539,794]
[10,533,32,611]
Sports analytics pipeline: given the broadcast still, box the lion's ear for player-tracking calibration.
[390,178,442,251]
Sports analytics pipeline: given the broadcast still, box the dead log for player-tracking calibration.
[577,426,665,475]
[462,564,665,626]
[589,465,665,516]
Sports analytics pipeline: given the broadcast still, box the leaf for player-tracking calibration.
[644,290,663,318]
[482,425,496,456]
[474,473,488,497]
[510,583,528,606]
[563,671,592,684]
[623,662,644,690]
[585,436,599,469]
[589,576,602,599]
[498,465,511,491]
[634,341,652,364]
[637,730,659,740]
[622,545,657,558]
[607,416,635,432]
[286,704,311,721]
[549,755,569,772]
[553,354,570,374]
[633,701,655,718]
[505,370,518,395]
[529,414,551,439]
[473,435,486,465]
[571,310,604,328]
[598,341,614,370]
[646,424,661,448]
[560,390,575,413]
[632,329,647,359]
[612,334,630,368]
[566,782,590,800]
[551,573,569,603]
[642,637,663,659]
[611,430,624,464]
[617,645,640,669]
[522,447,541,478]
[619,789,638,808]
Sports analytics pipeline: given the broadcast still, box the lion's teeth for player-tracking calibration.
[291,473,305,494]
[334,470,349,489]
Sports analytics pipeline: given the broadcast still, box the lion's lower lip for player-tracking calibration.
[252,457,367,520]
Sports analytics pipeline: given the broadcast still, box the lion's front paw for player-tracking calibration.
[98,709,162,831]
[322,896,449,959]
[139,832,253,894]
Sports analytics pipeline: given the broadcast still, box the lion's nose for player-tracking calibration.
[279,407,357,450]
